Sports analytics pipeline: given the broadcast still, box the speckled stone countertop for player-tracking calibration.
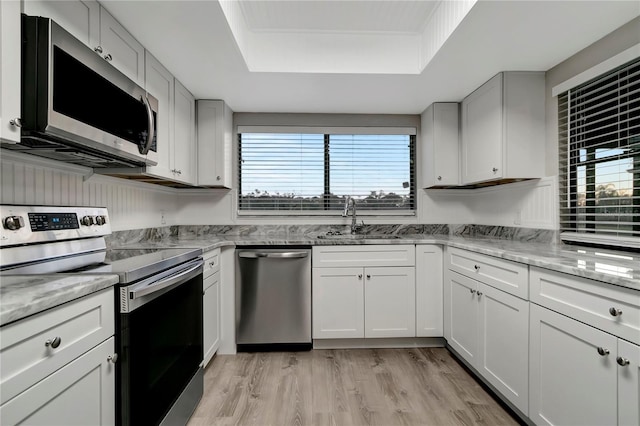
[0,274,118,326]
[113,234,640,291]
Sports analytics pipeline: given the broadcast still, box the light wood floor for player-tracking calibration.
[187,348,520,426]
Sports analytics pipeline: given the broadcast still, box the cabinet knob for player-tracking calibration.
[209,261,216,267]
[492,167,498,173]
[9,117,22,128]
[366,274,371,280]
[358,274,362,279]
[94,45,103,54]
[597,347,610,356]
[616,356,630,366]
[107,353,119,364]
[469,288,476,294]
[216,176,221,181]
[45,337,62,349]
[437,176,442,181]
[103,53,113,62]
[474,264,480,271]
[477,291,483,297]
[609,307,622,317]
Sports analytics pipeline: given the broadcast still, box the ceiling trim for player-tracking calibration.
[218,0,477,74]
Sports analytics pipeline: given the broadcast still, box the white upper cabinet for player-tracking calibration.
[421,103,459,188]
[0,0,22,144]
[173,79,196,185]
[461,72,545,185]
[197,100,234,188]
[23,0,100,48]
[143,52,196,185]
[24,1,144,86]
[98,6,144,85]
[144,51,174,180]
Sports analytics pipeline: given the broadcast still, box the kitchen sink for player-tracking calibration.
[316,234,401,240]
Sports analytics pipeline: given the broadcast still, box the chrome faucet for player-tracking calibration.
[343,196,363,234]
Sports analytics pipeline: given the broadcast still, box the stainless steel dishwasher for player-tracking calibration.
[235,247,312,350]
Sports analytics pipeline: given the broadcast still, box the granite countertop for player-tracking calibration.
[0,274,119,326]
[113,234,640,291]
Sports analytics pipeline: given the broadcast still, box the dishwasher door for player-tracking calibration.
[235,248,311,347]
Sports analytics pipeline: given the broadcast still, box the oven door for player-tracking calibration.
[117,258,203,426]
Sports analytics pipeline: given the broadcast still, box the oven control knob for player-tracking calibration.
[80,215,94,226]
[3,216,25,231]
[95,215,107,226]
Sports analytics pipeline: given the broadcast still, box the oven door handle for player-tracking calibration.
[129,259,203,300]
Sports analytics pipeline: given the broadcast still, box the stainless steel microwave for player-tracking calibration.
[3,15,158,168]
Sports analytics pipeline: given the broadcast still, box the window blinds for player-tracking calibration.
[238,132,415,213]
[558,57,640,248]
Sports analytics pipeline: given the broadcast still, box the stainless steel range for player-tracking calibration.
[0,205,203,426]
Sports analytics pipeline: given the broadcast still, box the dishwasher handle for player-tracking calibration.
[238,251,308,259]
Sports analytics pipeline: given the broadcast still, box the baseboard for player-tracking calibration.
[313,337,445,349]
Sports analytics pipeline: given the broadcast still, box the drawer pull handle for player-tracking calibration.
[474,265,480,271]
[597,347,610,356]
[45,337,61,349]
[107,353,119,364]
[609,307,622,317]
[617,356,630,366]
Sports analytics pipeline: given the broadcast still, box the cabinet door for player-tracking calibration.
[461,73,503,184]
[22,0,100,48]
[415,245,443,337]
[364,266,416,338]
[312,267,364,339]
[0,337,115,426]
[99,6,144,85]
[173,79,196,184]
[478,283,529,415]
[0,0,22,144]
[144,51,174,179]
[421,103,459,187]
[529,304,617,426]
[618,339,639,426]
[445,271,478,364]
[203,272,221,367]
[196,100,233,188]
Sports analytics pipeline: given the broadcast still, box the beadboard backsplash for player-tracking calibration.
[1,150,177,231]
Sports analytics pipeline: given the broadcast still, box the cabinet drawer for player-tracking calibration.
[313,245,415,268]
[203,248,220,279]
[447,247,528,299]
[530,267,640,345]
[0,289,115,404]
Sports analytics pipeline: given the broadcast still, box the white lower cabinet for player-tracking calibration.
[0,288,116,425]
[0,337,115,426]
[530,303,639,426]
[312,245,416,340]
[445,269,529,415]
[415,245,443,337]
[312,267,364,339]
[364,266,415,338]
[203,270,221,366]
[203,249,221,366]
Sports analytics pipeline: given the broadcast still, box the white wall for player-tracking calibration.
[0,150,178,231]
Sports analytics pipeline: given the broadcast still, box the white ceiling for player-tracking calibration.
[238,0,438,33]
[101,0,640,114]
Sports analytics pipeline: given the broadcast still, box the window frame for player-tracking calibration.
[236,127,417,217]
[558,57,640,250]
